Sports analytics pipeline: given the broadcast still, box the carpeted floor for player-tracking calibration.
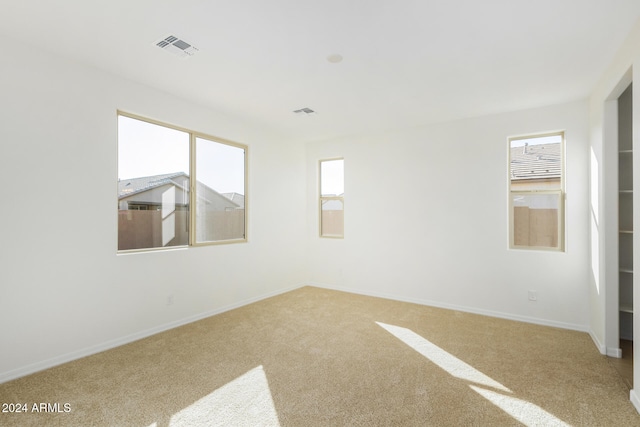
[0,286,638,426]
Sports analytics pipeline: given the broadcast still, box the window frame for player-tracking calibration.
[508,131,565,252]
[117,111,248,253]
[319,158,344,239]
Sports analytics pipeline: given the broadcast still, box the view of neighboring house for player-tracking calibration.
[510,142,561,190]
[510,141,562,248]
[221,192,245,208]
[119,172,190,211]
[118,172,244,250]
[321,196,344,237]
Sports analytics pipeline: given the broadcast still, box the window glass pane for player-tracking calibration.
[509,132,563,251]
[510,135,562,191]
[321,199,344,237]
[195,137,245,243]
[320,158,344,238]
[118,116,190,251]
[321,159,344,196]
[511,192,560,249]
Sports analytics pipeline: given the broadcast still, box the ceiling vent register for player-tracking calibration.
[293,108,316,116]
[155,35,199,58]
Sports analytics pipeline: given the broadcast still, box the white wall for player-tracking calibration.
[306,100,590,330]
[0,39,307,382]
[588,16,640,410]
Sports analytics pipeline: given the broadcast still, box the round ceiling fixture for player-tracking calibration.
[327,54,343,63]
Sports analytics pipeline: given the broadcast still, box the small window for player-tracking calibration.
[509,132,564,250]
[320,158,344,238]
[117,113,247,252]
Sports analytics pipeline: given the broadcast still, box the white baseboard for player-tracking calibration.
[309,282,589,333]
[588,330,623,357]
[0,283,305,384]
[606,347,623,358]
[588,331,607,355]
[631,389,640,414]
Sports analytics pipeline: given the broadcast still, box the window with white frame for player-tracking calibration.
[320,158,344,238]
[509,132,564,251]
[117,113,246,252]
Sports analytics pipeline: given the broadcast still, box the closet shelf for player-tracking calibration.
[620,306,634,314]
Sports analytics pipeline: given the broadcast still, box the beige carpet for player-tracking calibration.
[0,286,638,426]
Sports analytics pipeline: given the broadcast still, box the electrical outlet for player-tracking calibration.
[167,294,174,306]
[528,290,537,301]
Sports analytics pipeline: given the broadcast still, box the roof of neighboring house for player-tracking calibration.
[510,143,561,181]
[119,173,245,209]
[222,192,245,208]
[321,199,344,211]
[118,172,188,199]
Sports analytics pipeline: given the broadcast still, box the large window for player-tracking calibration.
[509,132,564,251]
[118,113,246,252]
[319,158,344,238]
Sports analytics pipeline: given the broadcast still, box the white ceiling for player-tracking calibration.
[2,1,640,141]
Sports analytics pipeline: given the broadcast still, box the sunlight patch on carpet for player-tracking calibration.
[168,365,280,427]
[376,322,511,392]
[470,386,570,427]
[377,321,571,426]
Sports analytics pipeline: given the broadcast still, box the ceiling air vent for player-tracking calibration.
[293,107,316,116]
[154,35,199,58]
